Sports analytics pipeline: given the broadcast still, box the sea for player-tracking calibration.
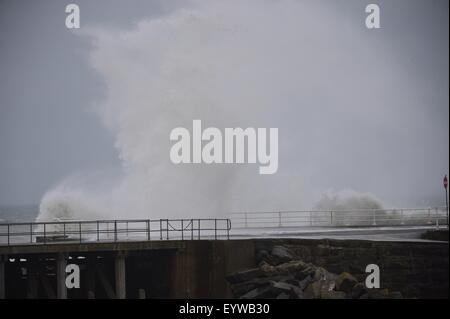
[0,204,39,223]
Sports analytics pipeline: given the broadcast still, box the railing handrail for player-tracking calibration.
[230,206,447,215]
[0,218,232,246]
[230,207,448,229]
[0,217,231,227]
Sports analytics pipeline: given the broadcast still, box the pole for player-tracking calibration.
[444,175,448,229]
[443,175,449,228]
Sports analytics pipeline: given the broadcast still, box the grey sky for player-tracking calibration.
[0,0,448,209]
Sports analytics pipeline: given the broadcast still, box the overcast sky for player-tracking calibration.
[0,0,448,211]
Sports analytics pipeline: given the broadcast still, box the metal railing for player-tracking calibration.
[0,218,232,246]
[230,207,448,229]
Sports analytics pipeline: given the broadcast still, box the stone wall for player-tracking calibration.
[254,238,449,298]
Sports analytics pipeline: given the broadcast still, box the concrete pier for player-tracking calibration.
[56,253,67,299]
[86,255,96,299]
[0,238,448,298]
[26,258,38,299]
[115,253,126,299]
[0,255,5,299]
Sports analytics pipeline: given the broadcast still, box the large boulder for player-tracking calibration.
[259,261,277,275]
[350,283,368,299]
[270,281,295,294]
[335,272,358,293]
[276,260,307,274]
[256,249,270,264]
[276,292,290,299]
[298,264,317,279]
[270,246,295,264]
[240,286,277,299]
[298,275,314,291]
[321,290,347,299]
[291,285,305,299]
[313,267,338,282]
[270,281,305,299]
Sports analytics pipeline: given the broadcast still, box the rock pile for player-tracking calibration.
[226,245,403,299]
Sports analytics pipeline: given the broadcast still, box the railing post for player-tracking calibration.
[310,211,313,227]
[160,219,163,240]
[330,211,333,226]
[400,209,405,225]
[97,221,100,241]
[435,207,439,228]
[372,210,377,226]
[43,223,46,245]
[278,212,282,227]
[63,223,66,239]
[191,219,194,240]
[79,222,82,243]
[428,208,432,224]
[181,220,184,240]
[30,223,33,243]
[114,220,117,242]
[147,220,150,241]
[227,219,231,240]
[7,225,10,246]
[244,213,248,228]
[198,219,201,240]
[214,219,217,240]
[166,220,169,240]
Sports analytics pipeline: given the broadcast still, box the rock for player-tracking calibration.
[283,278,301,286]
[270,274,296,283]
[388,291,403,299]
[298,275,314,290]
[276,260,307,274]
[227,268,264,284]
[229,256,383,300]
[270,281,295,294]
[271,280,306,299]
[319,280,336,298]
[240,286,276,299]
[350,283,368,299]
[291,285,305,299]
[321,290,347,299]
[335,272,358,293]
[304,281,322,299]
[305,279,337,299]
[276,292,290,299]
[360,288,391,299]
[259,261,277,274]
[313,267,337,282]
[259,260,308,278]
[299,264,316,278]
[256,249,270,264]
[270,246,295,264]
[331,291,348,299]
